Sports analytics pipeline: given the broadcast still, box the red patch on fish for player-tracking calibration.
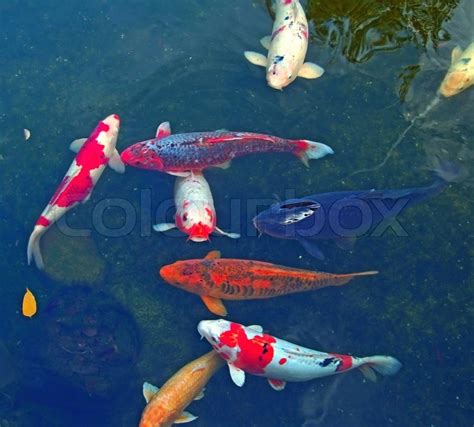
[36,215,51,227]
[271,25,286,41]
[330,353,353,372]
[278,358,287,365]
[187,223,212,240]
[295,140,309,152]
[219,322,276,374]
[50,121,110,208]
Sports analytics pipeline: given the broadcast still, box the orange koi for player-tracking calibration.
[139,350,224,427]
[159,251,378,316]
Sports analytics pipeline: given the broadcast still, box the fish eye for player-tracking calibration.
[182,213,188,221]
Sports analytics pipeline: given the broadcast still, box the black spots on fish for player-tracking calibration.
[181,267,194,276]
[461,57,471,65]
[243,286,254,297]
[284,16,289,20]
[258,342,270,362]
[273,55,284,65]
[320,357,335,367]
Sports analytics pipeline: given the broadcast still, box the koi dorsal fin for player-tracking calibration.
[155,121,171,139]
[205,250,221,260]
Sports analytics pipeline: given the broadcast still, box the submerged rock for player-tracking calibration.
[33,286,140,398]
[41,227,106,286]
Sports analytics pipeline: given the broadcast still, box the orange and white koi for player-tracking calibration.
[160,251,378,316]
[244,0,324,90]
[27,114,124,269]
[139,350,224,427]
[153,172,239,242]
[198,319,402,391]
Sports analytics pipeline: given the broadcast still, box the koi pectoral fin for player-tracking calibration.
[69,138,87,153]
[244,51,267,67]
[451,45,463,64]
[260,35,271,50]
[297,237,325,260]
[200,295,228,316]
[298,62,325,79]
[167,171,192,177]
[142,382,160,403]
[214,227,240,239]
[108,149,126,173]
[268,378,286,391]
[153,223,176,232]
[228,363,246,387]
[175,411,198,424]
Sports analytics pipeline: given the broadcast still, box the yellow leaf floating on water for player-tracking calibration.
[22,288,37,318]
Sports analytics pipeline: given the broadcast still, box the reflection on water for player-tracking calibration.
[308,0,459,64]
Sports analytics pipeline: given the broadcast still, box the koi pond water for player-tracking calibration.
[0,0,472,426]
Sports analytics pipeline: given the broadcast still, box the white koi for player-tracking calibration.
[244,0,324,90]
[153,171,239,242]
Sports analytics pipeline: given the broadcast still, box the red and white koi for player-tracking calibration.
[27,114,124,269]
[154,172,239,242]
[121,122,333,176]
[244,0,324,90]
[198,319,402,391]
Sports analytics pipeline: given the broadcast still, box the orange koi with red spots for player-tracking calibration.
[159,251,378,316]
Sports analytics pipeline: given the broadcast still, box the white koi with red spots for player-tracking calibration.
[153,171,239,242]
[27,114,124,269]
[198,319,402,391]
[244,0,324,90]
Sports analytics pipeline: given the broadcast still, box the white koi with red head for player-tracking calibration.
[198,319,401,391]
[153,171,239,242]
[244,0,324,90]
[27,114,124,269]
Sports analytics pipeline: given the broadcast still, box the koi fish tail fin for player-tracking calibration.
[324,270,378,288]
[27,227,45,269]
[297,140,334,167]
[358,356,402,382]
